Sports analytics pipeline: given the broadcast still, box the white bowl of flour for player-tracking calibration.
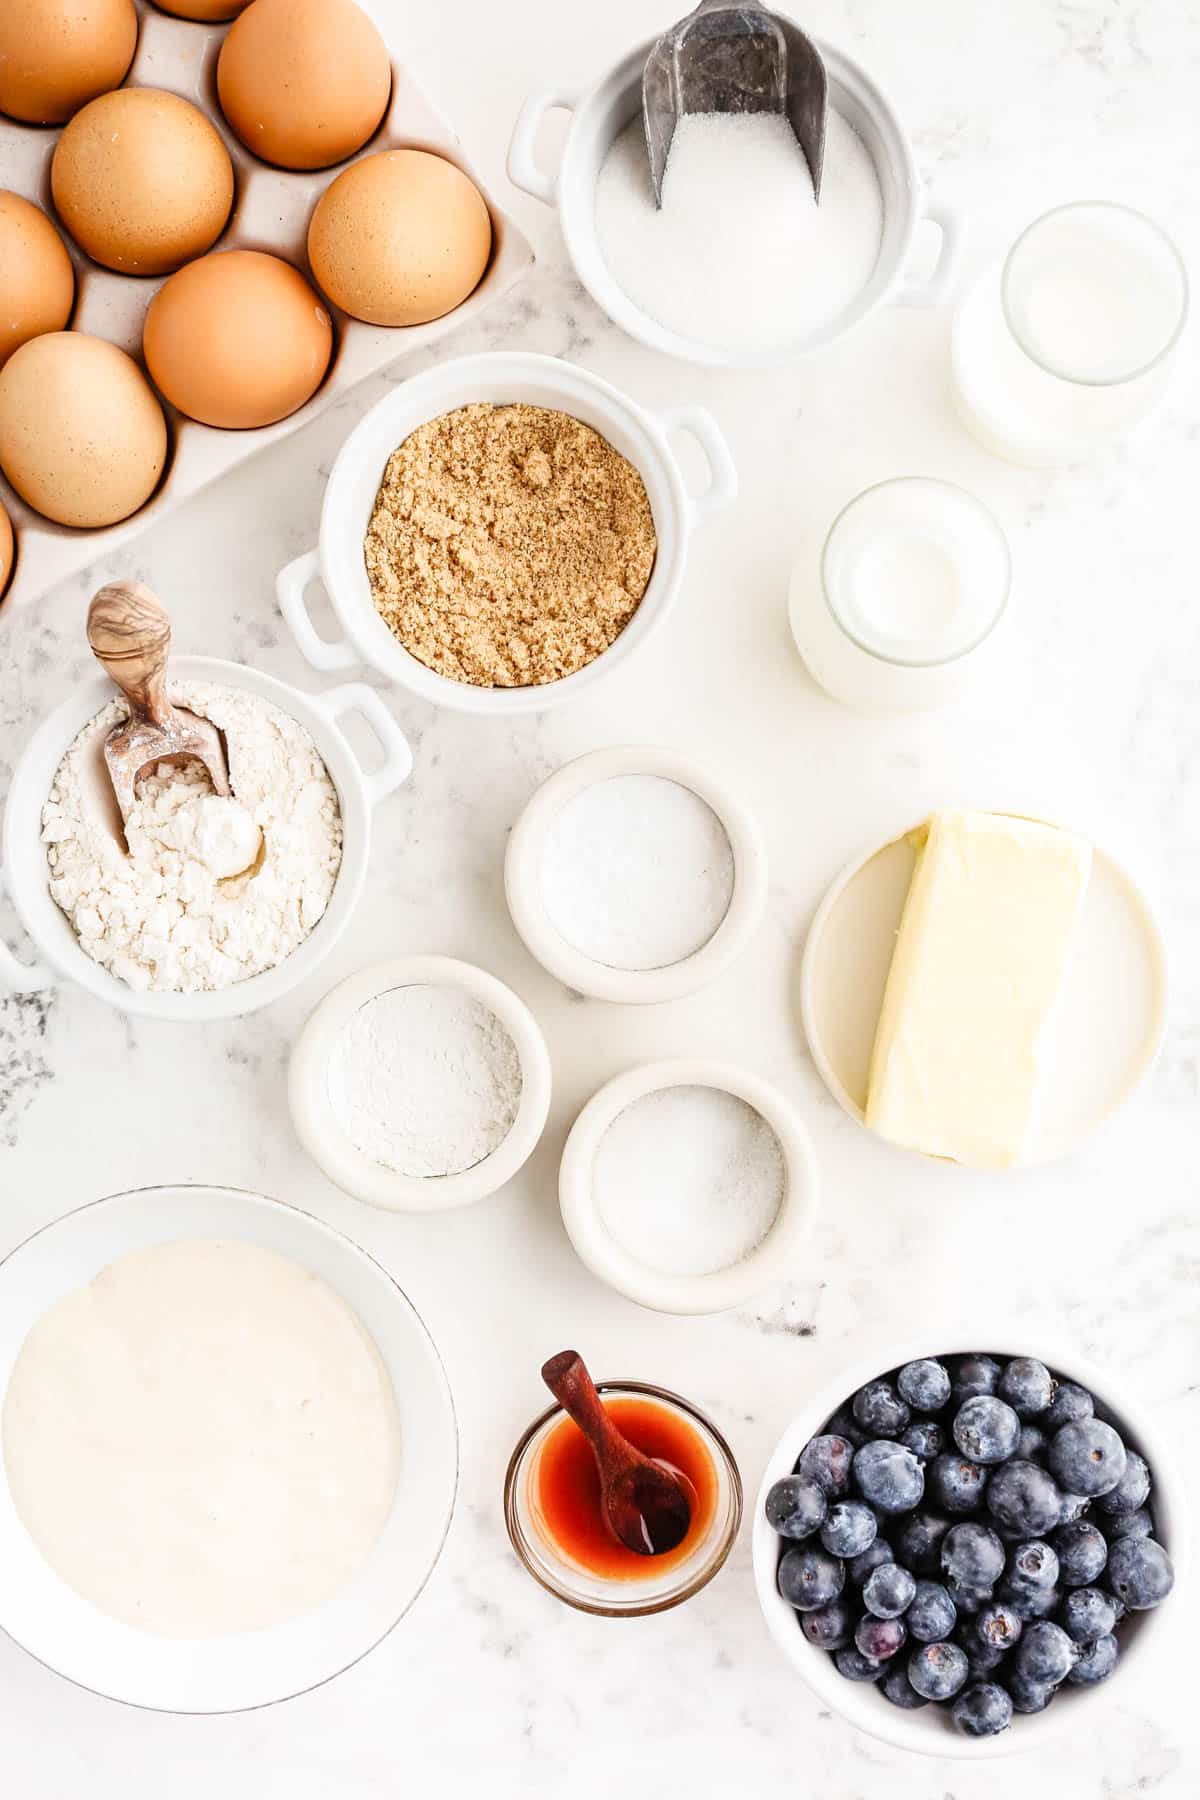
[0,657,413,1018]
[0,1184,457,1712]
[508,40,962,367]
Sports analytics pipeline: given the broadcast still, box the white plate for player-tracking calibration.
[0,1185,457,1712]
[800,817,1168,1166]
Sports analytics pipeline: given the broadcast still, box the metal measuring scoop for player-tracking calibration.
[643,0,827,207]
[87,579,232,837]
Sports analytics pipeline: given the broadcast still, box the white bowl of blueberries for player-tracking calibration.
[752,1343,1184,1757]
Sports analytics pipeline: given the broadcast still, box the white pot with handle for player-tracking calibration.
[275,350,736,714]
[507,41,962,368]
[0,658,413,1020]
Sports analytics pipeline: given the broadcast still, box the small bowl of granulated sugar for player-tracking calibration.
[289,956,552,1211]
[505,746,768,1004]
[559,1059,819,1314]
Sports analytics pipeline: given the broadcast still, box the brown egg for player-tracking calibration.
[0,333,167,527]
[0,498,13,599]
[307,150,492,328]
[51,89,235,277]
[143,250,333,429]
[152,0,249,17]
[0,193,75,368]
[0,0,138,125]
[217,0,390,171]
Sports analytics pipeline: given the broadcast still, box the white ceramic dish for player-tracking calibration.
[0,1184,457,1713]
[275,350,736,714]
[0,2,532,612]
[504,745,767,1003]
[752,1335,1187,1758]
[800,815,1167,1165]
[558,1058,818,1314]
[507,40,962,369]
[0,657,412,1018]
[289,955,552,1211]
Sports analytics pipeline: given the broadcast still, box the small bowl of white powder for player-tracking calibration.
[289,954,553,1211]
[504,746,767,1003]
[559,1058,818,1314]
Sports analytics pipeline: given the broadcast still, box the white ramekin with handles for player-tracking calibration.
[507,41,962,368]
[752,1335,1187,1759]
[0,657,413,1019]
[275,350,736,715]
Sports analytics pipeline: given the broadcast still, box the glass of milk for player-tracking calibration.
[789,477,1011,714]
[953,202,1188,466]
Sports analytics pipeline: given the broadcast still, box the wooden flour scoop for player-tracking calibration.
[87,580,232,840]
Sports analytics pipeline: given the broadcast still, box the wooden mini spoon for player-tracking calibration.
[87,580,231,832]
[541,1349,692,1556]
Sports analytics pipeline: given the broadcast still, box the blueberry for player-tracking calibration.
[880,1662,928,1708]
[1106,1537,1174,1610]
[953,1395,1021,1465]
[1001,1581,1061,1622]
[1047,1419,1127,1498]
[1008,1670,1056,1713]
[929,1453,988,1516]
[853,1379,910,1438]
[953,1681,1013,1738]
[903,1420,945,1462]
[1007,1540,1060,1591]
[833,1645,884,1681]
[907,1580,957,1642]
[800,1598,853,1650]
[986,1460,1063,1537]
[908,1640,969,1701]
[856,1614,906,1661]
[1053,1519,1108,1586]
[778,1545,845,1611]
[897,1358,952,1413]
[1067,1632,1119,1685]
[1060,1586,1117,1643]
[894,1509,951,1576]
[951,1354,1002,1405]
[864,1563,916,1619]
[1044,1381,1094,1431]
[1014,1620,1077,1687]
[1096,1449,1150,1518]
[847,1538,894,1587]
[998,1358,1055,1419]
[1057,1491,1091,1524]
[1103,1506,1153,1543]
[942,1521,1005,1589]
[946,1578,993,1617]
[821,1500,877,1559]
[1017,1424,1047,1463]
[853,1440,924,1515]
[822,1405,869,1450]
[964,1642,1007,1679]
[765,1474,828,1540]
[798,1433,855,1497]
[975,1601,1022,1652]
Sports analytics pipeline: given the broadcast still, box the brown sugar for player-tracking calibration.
[363,403,657,688]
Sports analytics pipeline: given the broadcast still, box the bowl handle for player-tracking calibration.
[507,89,581,205]
[0,869,54,993]
[891,205,964,308]
[657,404,739,529]
[314,684,413,809]
[276,550,359,673]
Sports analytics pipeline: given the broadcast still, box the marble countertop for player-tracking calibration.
[1,0,1197,1793]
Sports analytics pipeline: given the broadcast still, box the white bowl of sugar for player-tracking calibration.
[559,1058,818,1315]
[508,39,962,367]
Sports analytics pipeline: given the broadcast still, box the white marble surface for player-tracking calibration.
[1,0,1198,1792]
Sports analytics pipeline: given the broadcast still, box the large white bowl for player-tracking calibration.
[0,657,412,1018]
[275,350,736,714]
[507,40,962,368]
[0,1184,457,1713]
[752,1337,1187,1759]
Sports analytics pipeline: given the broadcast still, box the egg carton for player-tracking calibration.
[0,2,533,612]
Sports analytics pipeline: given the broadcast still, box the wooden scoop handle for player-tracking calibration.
[87,581,173,728]
[541,1349,639,1474]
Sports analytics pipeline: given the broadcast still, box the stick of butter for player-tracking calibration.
[865,810,1092,1170]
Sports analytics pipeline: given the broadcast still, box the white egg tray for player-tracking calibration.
[0,1,533,612]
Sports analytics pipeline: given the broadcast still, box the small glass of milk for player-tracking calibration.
[953,202,1188,466]
[789,477,1011,714]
